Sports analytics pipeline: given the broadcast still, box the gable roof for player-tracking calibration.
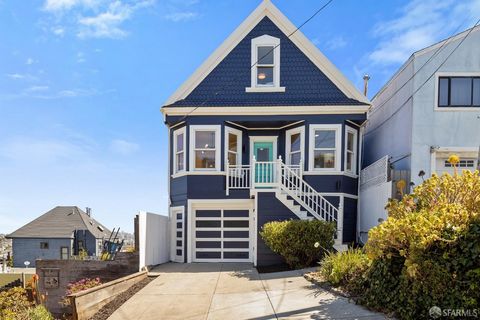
[7,206,111,239]
[163,0,370,109]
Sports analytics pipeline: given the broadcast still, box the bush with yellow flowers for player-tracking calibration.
[317,170,480,319]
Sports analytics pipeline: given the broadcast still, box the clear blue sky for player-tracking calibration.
[1,0,479,233]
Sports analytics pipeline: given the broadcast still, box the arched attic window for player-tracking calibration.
[246,34,285,93]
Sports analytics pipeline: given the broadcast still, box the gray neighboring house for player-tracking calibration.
[7,206,110,267]
[364,26,480,184]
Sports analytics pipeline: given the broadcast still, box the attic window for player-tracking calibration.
[246,35,285,93]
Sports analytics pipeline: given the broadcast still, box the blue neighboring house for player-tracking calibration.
[7,206,110,267]
[162,0,371,266]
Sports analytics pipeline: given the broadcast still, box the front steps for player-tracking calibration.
[274,190,311,220]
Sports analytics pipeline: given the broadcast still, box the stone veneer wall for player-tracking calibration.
[36,252,138,315]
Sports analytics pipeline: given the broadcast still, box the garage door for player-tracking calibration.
[193,208,252,262]
[436,158,478,176]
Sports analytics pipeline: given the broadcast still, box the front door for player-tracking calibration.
[253,142,274,184]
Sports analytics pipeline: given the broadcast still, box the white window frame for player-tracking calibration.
[285,126,305,166]
[344,126,358,174]
[308,124,342,172]
[189,125,221,172]
[246,35,285,93]
[173,127,186,174]
[225,126,242,167]
[434,72,480,111]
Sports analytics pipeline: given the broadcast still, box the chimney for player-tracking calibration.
[363,74,371,96]
[86,207,91,217]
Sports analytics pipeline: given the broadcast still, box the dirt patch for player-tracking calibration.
[304,272,351,298]
[89,276,155,320]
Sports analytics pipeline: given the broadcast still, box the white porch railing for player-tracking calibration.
[226,157,338,222]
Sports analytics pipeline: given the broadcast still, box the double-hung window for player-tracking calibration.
[345,126,358,174]
[309,125,341,171]
[190,125,221,171]
[225,127,242,166]
[438,75,480,108]
[246,35,285,92]
[285,126,304,166]
[173,127,186,174]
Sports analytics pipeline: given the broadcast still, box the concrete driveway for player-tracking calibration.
[108,263,387,320]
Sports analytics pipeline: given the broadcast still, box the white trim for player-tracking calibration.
[434,72,480,111]
[187,199,255,263]
[308,124,342,172]
[246,35,283,91]
[430,146,480,175]
[170,206,185,263]
[173,127,186,174]
[164,0,370,106]
[189,125,221,172]
[285,126,305,166]
[302,170,358,178]
[169,120,186,130]
[245,87,285,93]
[225,120,304,131]
[249,136,278,163]
[162,105,369,116]
[344,125,358,175]
[225,126,243,167]
[320,192,358,199]
[171,171,226,179]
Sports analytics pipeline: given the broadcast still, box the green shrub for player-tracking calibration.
[319,248,369,294]
[27,305,53,320]
[361,171,480,319]
[260,219,336,269]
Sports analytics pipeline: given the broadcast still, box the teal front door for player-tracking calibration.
[253,142,274,184]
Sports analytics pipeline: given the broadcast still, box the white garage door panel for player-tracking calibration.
[193,209,252,262]
[436,158,477,176]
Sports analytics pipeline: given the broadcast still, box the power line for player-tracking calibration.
[170,0,335,124]
[369,15,475,118]
[364,17,480,137]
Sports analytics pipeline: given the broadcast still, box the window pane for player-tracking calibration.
[473,79,480,106]
[290,133,301,152]
[438,78,449,106]
[314,130,336,148]
[290,152,301,165]
[228,133,237,152]
[195,131,215,149]
[314,150,335,168]
[176,153,184,171]
[195,150,216,169]
[257,67,274,86]
[228,152,237,165]
[347,132,354,152]
[451,78,472,106]
[176,133,184,152]
[346,152,353,171]
[257,46,274,64]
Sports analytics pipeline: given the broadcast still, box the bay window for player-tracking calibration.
[285,126,304,166]
[309,124,341,171]
[225,127,242,166]
[345,126,358,174]
[173,127,186,174]
[190,125,221,171]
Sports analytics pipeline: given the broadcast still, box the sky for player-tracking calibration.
[1,0,480,234]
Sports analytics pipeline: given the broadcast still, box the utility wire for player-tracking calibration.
[364,18,480,137]
[170,0,335,125]
[368,15,475,118]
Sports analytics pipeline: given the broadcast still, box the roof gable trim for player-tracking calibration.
[165,0,370,106]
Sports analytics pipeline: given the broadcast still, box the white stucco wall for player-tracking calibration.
[364,57,414,170]
[411,30,480,185]
[138,211,170,270]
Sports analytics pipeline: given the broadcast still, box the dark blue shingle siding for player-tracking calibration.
[167,17,365,107]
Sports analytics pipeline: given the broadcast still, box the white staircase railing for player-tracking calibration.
[226,157,339,223]
[277,159,338,222]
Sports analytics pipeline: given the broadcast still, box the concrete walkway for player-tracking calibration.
[108,263,387,320]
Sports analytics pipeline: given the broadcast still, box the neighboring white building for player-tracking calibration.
[364,26,480,185]
[359,26,480,242]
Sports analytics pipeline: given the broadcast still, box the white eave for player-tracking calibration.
[163,0,370,109]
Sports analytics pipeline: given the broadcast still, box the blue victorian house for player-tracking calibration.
[162,0,370,266]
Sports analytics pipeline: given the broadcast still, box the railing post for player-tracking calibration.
[226,159,230,196]
[251,156,256,190]
[336,198,344,243]
[300,158,304,178]
[277,156,283,188]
